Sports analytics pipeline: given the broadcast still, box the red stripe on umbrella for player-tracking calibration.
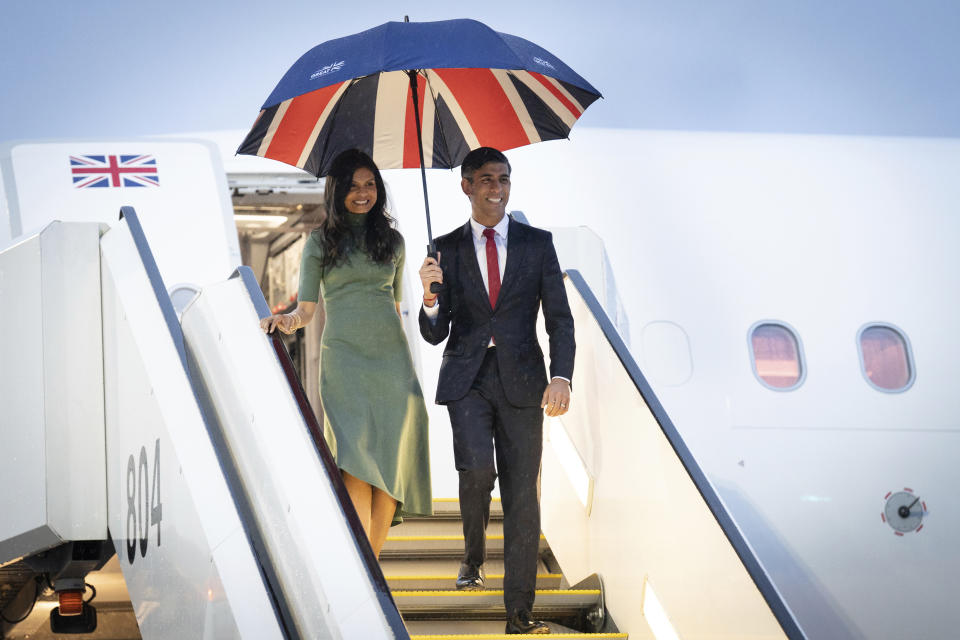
[403,78,428,168]
[435,69,530,152]
[267,82,345,166]
[528,72,582,118]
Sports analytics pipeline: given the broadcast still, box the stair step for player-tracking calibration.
[395,499,620,637]
[392,519,503,538]
[429,498,503,519]
[404,619,627,640]
[405,619,613,635]
[408,634,627,640]
[381,534,547,559]
[381,558,561,590]
[393,589,600,620]
[386,572,562,591]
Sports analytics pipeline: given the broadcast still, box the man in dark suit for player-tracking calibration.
[419,147,575,635]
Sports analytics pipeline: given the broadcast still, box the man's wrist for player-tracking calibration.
[551,376,570,385]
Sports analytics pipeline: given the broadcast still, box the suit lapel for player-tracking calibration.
[457,221,490,309]
[495,218,528,310]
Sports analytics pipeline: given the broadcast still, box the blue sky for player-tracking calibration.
[2,1,959,142]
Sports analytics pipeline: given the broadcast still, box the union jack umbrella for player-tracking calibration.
[237,18,601,248]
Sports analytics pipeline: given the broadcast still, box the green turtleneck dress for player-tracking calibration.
[298,213,432,523]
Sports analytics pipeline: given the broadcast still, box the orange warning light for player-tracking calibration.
[58,590,83,616]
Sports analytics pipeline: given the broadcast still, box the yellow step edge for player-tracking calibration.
[393,589,602,597]
[433,498,502,503]
[385,574,562,581]
[410,635,627,639]
[387,535,545,542]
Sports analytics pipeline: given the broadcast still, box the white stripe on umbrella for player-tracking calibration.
[492,70,541,145]
[257,100,292,156]
[511,70,579,130]
[372,71,410,170]
[422,70,480,165]
[539,74,586,116]
[419,72,437,169]
[296,81,351,169]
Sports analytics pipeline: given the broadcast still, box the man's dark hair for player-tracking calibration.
[461,147,511,180]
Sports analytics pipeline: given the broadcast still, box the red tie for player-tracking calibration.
[483,228,500,309]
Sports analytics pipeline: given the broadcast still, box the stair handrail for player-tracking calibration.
[117,206,300,639]
[230,265,408,640]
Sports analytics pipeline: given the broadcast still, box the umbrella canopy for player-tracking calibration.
[237,18,601,177]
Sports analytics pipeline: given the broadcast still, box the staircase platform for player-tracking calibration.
[381,557,561,591]
[409,633,626,640]
[425,498,504,520]
[382,534,547,559]
[388,499,624,637]
[394,588,600,620]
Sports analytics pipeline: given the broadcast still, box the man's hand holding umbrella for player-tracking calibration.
[419,252,442,308]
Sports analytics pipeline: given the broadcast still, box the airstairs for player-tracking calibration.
[1,213,806,639]
[385,498,624,639]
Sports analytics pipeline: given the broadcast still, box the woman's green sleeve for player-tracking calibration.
[298,234,324,303]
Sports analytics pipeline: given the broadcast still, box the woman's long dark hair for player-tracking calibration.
[314,149,400,269]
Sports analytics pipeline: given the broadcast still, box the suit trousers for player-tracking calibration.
[447,347,543,616]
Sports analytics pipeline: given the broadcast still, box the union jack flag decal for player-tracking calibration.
[70,154,160,188]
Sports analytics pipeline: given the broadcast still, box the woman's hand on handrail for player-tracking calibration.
[260,301,317,334]
[260,313,298,334]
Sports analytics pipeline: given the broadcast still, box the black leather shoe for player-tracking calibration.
[505,610,550,634]
[455,563,484,590]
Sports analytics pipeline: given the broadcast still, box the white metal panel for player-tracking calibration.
[640,321,693,387]
[546,226,628,339]
[180,277,396,640]
[40,222,107,541]
[539,278,789,640]
[0,161,10,246]
[0,222,106,562]
[208,527,273,638]
[0,233,50,562]
[99,220,282,640]
[719,427,959,639]
[6,140,240,287]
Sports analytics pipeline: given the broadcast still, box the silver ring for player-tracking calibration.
[560,403,567,408]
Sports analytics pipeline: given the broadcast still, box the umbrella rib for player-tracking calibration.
[421,69,456,168]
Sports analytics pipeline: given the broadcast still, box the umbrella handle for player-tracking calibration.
[427,243,445,295]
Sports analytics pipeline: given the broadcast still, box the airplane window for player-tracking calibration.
[749,322,804,390]
[858,324,914,392]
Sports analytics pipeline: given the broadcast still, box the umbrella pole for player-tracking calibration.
[408,70,434,250]
[409,70,444,294]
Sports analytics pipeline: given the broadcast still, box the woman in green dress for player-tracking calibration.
[260,149,432,558]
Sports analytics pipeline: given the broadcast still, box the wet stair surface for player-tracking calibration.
[384,498,627,640]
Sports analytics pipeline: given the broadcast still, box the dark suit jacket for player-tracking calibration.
[419,217,575,407]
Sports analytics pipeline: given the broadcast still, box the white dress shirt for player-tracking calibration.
[423,215,508,323]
